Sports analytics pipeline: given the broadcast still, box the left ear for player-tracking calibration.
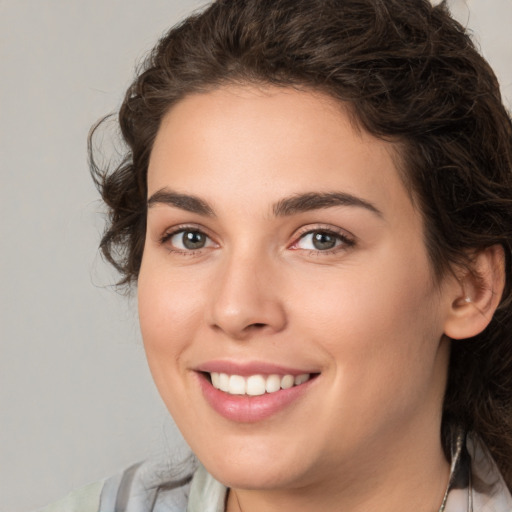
[443,244,506,340]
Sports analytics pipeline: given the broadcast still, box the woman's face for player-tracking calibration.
[139,85,453,491]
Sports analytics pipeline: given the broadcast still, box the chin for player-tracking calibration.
[192,432,322,491]
[206,457,306,491]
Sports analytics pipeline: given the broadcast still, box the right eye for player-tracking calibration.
[162,228,216,252]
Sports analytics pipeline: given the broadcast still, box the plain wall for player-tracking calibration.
[1,1,511,510]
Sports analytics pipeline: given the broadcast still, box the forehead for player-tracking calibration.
[148,85,416,223]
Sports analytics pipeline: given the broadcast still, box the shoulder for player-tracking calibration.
[38,456,198,512]
[100,459,195,511]
[467,433,512,512]
[38,480,104,512]
[445,431,512,512]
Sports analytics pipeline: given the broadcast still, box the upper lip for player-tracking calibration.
[196,360,319,377]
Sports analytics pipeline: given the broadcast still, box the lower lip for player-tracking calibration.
[197,373,316,423]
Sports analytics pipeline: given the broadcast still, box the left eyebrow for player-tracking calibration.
[272,192,383,218]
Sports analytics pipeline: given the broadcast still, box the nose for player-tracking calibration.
[207,251,287,340]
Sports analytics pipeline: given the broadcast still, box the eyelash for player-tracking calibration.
[289,226,355,255]
[158,225,355,256]
[158,224,215,255]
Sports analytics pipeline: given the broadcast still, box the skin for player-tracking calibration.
[138,85,465,512]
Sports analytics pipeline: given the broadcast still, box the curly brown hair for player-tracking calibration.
[89,0,512,485]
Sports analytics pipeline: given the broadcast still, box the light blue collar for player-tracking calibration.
[187,464,227,512]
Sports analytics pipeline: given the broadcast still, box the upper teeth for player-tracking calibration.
[210,372,311,396]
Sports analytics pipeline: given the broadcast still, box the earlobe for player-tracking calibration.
[443,245,506,340]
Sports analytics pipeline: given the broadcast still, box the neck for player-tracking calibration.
[226,429,450,512]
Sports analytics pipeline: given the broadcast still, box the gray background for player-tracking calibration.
[1,1,511,510]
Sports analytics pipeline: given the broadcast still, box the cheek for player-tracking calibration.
[137,263,212,430]
[297,252,436,336]
[137,257,209,383]
[296,251,443,397]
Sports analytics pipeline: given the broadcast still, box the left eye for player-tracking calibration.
[295,230,347,251]
[169,229,214,250]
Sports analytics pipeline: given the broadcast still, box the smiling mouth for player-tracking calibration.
[205,372,315,396]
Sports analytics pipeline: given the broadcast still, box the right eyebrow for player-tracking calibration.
[147,188,215,217]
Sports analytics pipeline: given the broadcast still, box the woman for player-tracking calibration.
[45,0,512,510]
